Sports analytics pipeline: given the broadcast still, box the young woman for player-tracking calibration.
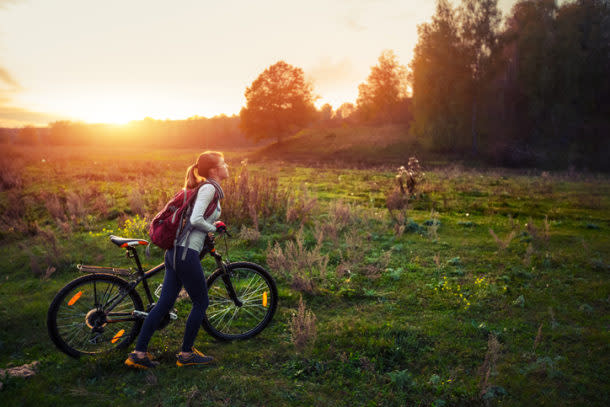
[125,151,229,369]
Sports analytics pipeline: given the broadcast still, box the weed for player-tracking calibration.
[222,160,290,228]
[66,191,87,220]
[489,228,516,251]
[425,209,440,240]
[289,296,317,351]
[387,157,424,235]
[43,266,56,280]
[286,186,317,226]
[0,157,23,190]
[237,225,261,242]
[118,214,149,238]
[433,253,441,269]
[45,193,66,221]
[317,199,356,243]
[266,229,328,293]
[128,187,146,216]
[479,333,501,398]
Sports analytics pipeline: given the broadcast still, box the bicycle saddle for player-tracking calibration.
[109,235,149,248]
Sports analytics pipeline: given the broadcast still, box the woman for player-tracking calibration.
[125,151,229,369]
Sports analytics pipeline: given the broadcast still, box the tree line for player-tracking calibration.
[239,0,609,170]
[3,115,254,149]
[409,0,610,169]
[5,0,609,170]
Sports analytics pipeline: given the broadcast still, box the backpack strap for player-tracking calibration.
[176,181,222,263]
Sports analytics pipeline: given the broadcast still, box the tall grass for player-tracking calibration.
[221,160,290,229]
[266,228,328,293]
[289,296,317,352]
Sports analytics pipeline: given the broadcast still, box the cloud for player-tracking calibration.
[307,57,355,87]
[0,67,21,90]
[0,67,63,127]
[0,104,65,127]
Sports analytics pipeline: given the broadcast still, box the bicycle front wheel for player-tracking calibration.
[47,274,144,358]
[203,262,278,341]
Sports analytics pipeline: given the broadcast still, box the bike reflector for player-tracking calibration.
[68,291,83,306]
[263,291,268,307]
[111,329,125,343]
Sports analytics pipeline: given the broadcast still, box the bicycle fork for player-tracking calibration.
[210,249,243,307]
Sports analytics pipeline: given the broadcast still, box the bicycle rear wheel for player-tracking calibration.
[47,274,144,358]
[203,262,278,341]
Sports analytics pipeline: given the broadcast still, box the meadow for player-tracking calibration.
[0,144,608,406]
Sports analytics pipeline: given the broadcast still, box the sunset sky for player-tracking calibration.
[0,0,521,127]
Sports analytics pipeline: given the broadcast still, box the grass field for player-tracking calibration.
[0,144,608,406]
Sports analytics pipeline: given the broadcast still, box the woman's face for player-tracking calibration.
[210,158,229,181]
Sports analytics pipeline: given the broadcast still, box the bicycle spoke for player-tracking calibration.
[204,265,276,339]
[50,275,143,356]
[220,307,240,333]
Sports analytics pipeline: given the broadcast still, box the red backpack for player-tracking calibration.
[149,182,219,250]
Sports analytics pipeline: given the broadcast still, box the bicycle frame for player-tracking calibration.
[99,237,239,322]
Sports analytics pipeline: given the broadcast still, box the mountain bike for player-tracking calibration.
[47,232,278,358]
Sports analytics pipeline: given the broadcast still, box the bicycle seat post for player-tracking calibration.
[127,247,145,275]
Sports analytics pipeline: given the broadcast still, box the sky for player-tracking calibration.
[0,0,520,127]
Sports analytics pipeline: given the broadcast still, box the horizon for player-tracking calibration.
[1,0,521,128]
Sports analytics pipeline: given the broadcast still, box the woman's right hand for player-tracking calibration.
[213,221,227,234]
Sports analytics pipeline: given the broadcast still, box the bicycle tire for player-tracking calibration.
[47,273,144,358]
[202,262,278,341]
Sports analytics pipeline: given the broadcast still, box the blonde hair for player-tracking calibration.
[184,151,224,189]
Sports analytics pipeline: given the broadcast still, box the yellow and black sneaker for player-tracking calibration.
[124,352,160,369]
[176,348,214,367]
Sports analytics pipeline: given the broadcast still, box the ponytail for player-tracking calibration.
[183,151,224,189]
[184,164,202,189]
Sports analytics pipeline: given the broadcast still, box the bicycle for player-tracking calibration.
[47,232,278,358]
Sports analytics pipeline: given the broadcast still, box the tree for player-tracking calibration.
[410,0,471,151]
[459,0,502,154]
[356,50,408,123]
[17,125,38,144]
[240,61,316,143]
[334,102,356,121]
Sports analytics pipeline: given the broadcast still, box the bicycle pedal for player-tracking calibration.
[133,310,149,318]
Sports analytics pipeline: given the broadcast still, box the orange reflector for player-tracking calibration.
[262,291,268,307]
[68,291,82,306]
[111,329,125,344]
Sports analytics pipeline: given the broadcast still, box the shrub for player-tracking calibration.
[118,214,149,238]
[266,228,328,293]
[221,160,290,228]
[0,158,23,190]
[289,296,317,351]
[66,191,87,219]
[45,193,66,221]
[386,157,425,229]
[286,186,317,226]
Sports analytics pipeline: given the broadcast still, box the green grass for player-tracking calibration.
[0,145,609,406]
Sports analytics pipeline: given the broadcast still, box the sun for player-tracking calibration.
[78,106,143,125]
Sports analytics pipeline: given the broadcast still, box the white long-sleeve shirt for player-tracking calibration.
[177,183,221,252]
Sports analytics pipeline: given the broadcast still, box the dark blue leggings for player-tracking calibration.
[135,246,209,353]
